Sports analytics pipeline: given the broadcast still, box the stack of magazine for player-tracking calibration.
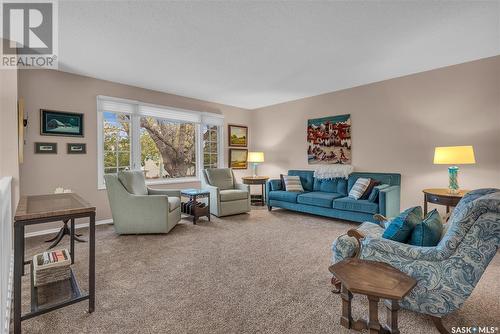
[33,249,71,287]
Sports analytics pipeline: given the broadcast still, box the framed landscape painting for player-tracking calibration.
[307,114,352,164]
[228,124,248,147]
[229,149,248,169]
[40,109,84,137]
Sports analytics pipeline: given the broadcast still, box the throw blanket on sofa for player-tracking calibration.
[314,165,353,180]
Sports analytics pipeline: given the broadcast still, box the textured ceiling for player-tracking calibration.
[58,1,500,109]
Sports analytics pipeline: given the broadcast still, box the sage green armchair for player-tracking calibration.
[201,168,250,217]
[104,171,181,234]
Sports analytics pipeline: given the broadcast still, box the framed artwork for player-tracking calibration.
[35,142,57,154]
[229,149,248,169]
[307,114,351,164]
[228,124,248,147]
[67,143,86,154]
[40,109,84,137]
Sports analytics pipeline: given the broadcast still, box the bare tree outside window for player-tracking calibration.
[103,112,130,174]
[140,117,196,179]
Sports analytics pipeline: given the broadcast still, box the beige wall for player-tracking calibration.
[252,56,500,211]
[18,69,252,231]
[0,64,20,210]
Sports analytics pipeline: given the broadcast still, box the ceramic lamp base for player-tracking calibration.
[448,166,459,194]
[252,163,258,177]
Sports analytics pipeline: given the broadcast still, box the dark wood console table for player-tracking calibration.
[13,193,96,334]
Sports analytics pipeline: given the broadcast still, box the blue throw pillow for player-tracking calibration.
[409,209,443,247]
[368,184,389,202]
[382,206,423,243]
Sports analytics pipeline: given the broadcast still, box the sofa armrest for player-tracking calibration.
[267,179,282,191]
[147,188,181,197]
[378,185,400,218]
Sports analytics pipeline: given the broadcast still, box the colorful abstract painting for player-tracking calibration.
[307,114,351,164]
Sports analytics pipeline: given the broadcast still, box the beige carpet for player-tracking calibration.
[18,208,499,334]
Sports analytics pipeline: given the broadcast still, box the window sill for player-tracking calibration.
[98,177,200,190]
[146,177,200,186]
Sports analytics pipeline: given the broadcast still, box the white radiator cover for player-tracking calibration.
[0,177,13,334]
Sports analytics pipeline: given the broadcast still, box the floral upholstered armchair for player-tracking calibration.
[331,189,500,334]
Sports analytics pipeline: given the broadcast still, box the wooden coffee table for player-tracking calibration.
[329,258,417,334]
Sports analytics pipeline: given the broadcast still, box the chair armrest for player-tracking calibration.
[347,229,366,258]
[235,183,249,192]
[203,184,220,197]
[147,188,181,197]
[378,185,400,218]
[360,236,442,261]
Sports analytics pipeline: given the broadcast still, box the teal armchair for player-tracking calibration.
[104,171,181,234]
[201,168,250,217]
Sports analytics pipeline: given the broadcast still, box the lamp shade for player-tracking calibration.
[247,151,265,163]
[433,146,475,165]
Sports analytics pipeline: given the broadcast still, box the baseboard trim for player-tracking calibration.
[25,219,113,238]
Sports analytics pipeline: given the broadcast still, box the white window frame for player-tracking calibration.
[97,96,225,189]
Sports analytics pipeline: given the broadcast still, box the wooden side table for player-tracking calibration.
[241,176,269,206]
[423,188,468,219]
[180,189,210,224]
[329,258,417,334]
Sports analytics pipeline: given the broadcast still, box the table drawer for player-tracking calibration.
[426,194,459,206]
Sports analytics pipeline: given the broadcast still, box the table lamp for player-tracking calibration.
[433,146,475,194]
[247,152,264,177]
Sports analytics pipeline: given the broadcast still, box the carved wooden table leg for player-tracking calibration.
[384,299,400,334]
[367,296,381,334]
[340,285,353,328]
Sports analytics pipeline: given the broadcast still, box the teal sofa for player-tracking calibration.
[266,170,401,223]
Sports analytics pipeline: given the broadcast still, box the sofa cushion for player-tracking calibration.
[333,197,379,214]
[205,168,234,190]
[268,190,303,203]
[220,189,248,202]
[118,170,148,195]
[409,209,443,246]
[288,170,314,191]
[313,178,348,195]
[168,197,181,212]
[382,206,423,243]
[297,192,344,208]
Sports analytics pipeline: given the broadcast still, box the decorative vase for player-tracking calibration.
[448,166,459,194]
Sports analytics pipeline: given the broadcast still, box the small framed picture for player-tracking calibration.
[40,109,84,137]
[229,148,248,169]
[35,142,57,154]
[67,143,86,154]
[228,124,248,147]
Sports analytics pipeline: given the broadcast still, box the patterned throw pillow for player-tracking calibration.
[409,209,443,247]
[382,206,423,243]
[361,179,381,199]
[348,177,371,200]
[282,175,304,192]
